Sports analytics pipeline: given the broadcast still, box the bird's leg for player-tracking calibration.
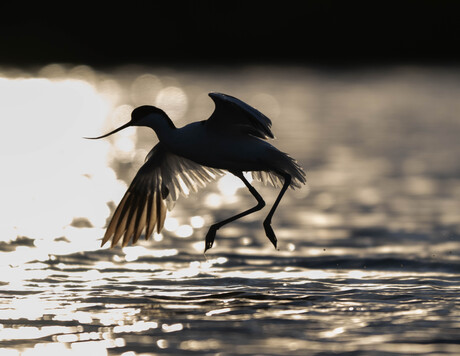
[205,171,265,252]
[263,173,291,249]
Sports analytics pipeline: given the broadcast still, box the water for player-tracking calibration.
[0,65,459,355]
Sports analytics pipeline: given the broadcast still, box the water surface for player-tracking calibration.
[0,65,459,355]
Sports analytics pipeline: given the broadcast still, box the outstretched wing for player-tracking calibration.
[205,92,274,139]
[102,142,224,248]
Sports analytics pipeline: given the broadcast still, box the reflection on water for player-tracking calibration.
[1,64,460,355]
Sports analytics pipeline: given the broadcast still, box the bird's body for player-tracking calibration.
[166,122,274,171]
[86,92,306,252]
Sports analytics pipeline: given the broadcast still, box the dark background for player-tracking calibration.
[1,1,459,67]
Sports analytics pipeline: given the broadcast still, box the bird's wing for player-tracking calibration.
[101,142,225,248]
[205,92,274,139]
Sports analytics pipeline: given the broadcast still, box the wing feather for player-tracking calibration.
[145,194,156,240]
[133,199,147,244]
[102,192,129,246]
[101,142,224,248]
[251,151,306,189]
[205,92,274,139]
[156,193,166,233]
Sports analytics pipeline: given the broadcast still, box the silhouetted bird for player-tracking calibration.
[86,93,306,252]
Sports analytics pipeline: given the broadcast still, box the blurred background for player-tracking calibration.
[1,2,460,355]
[2,1,460,66]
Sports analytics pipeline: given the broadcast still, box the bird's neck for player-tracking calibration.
[148,117,176,143]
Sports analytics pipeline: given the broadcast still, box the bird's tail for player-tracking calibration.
[252,149,306,189]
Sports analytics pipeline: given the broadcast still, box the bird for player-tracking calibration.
[86,92,306,252]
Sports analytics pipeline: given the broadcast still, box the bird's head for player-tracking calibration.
[85,105,174,139]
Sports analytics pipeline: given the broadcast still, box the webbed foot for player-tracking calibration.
[263,219,278,249]
[204,225,218,253]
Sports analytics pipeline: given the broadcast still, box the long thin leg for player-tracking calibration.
[205,171,265,252]
[263,173,291,249]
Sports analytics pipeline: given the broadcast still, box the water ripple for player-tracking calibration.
[2,65,460,355]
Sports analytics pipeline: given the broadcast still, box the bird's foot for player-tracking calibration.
[204,225,218,253]
[263,220,278,249]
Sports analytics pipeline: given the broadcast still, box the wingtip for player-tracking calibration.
[208,92,233,101]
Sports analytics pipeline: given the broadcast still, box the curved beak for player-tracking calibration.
[84,121,132,140]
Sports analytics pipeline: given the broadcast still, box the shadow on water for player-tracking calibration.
[0,64,460,354]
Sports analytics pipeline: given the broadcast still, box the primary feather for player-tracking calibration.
[206,92,274,139]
